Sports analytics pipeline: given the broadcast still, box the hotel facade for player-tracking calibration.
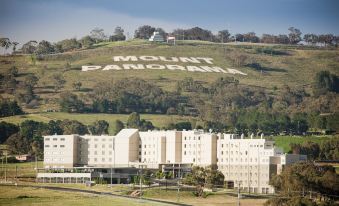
[40,129,306,193]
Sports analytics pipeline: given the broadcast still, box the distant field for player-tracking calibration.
[0,112,197,134]
[0,185,163,206]
[271,135,332,153]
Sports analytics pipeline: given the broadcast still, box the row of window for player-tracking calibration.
[45,145,65,148]
[183,136,201,141]
[45,138,65,141]
[88,157,112,162]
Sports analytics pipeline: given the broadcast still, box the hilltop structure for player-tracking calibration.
[149,31,164,42]
[39,129,306,194]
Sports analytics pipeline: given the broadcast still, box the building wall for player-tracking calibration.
[165,131,182,163]
[82,135,115,167]
[216,135,281,193]
[43,135,78,168]
[181,130,217,166]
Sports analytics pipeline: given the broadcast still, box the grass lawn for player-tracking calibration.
[0,161,43,179]
[142,188,267,206]
[0,185,165,206]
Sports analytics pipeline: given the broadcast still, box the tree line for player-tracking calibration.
[57,70,338,135]
[1,26,338,56]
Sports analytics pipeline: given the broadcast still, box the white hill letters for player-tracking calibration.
[82,56,247,75]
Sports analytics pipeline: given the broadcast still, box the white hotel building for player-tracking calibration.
[40,129,306,193]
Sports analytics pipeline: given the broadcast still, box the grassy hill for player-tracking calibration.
[1,39,339,117]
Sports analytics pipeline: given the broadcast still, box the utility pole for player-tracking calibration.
[139,165,146,199]
[177,164,181,202]
[237,181,242,206]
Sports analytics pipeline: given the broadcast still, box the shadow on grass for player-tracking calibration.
[246,63,287,73]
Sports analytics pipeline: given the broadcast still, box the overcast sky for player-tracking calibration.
[1,0,339,46]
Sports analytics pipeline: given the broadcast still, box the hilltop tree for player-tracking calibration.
[303,33,318,45]
[218,30,231,43]
[90,27,106,43]
[134,25,155,39]
[11,42,19,54]
[0,38,11,55]
[288,27,302,44]
[21,40,37,54]
[56,38,81,52]
[35,40,55,54]
[80,36,95,48]
[109,26,126,41]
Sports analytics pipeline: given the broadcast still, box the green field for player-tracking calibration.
[0,112,196,134]
[271,135,331,153]
[0,185,166,206]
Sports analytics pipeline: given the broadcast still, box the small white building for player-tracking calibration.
[149,32,164,42]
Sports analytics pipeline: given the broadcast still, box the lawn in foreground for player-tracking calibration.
[142,188,267,206]
[0,185,167,206]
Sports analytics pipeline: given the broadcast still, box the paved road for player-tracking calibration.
[1,183,191,206]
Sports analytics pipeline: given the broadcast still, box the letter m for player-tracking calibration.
[113,56,138,62]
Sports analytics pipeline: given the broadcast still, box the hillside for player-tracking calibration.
[1,40,338,132]
[2,40,339,107]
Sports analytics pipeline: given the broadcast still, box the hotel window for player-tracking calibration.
[221,151,224,155]
[95,144,97,148]
[144,152,146,155]
[94,151,97,155]
[144,145,146,148]
[45,138,50,141]
[198,136,200,140]
[102,158,105,162]
[109,151,112,155]
[102,145,105,148]
[184,144,186,148]
[109,158,112,162]
[53,138,57,141]
[102,151,105,155]
[222,144,224,148]
[60,138,65,141]
[102,138,106,141]
[45,145,50,147]
[94,138,98,141]
[184,137,186,140]
[193,158,195,162]
[109,144,112,148]
[60,145,65,148]
[184,151,186,155]
[94,158,97,162]
[53,145,57,148]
